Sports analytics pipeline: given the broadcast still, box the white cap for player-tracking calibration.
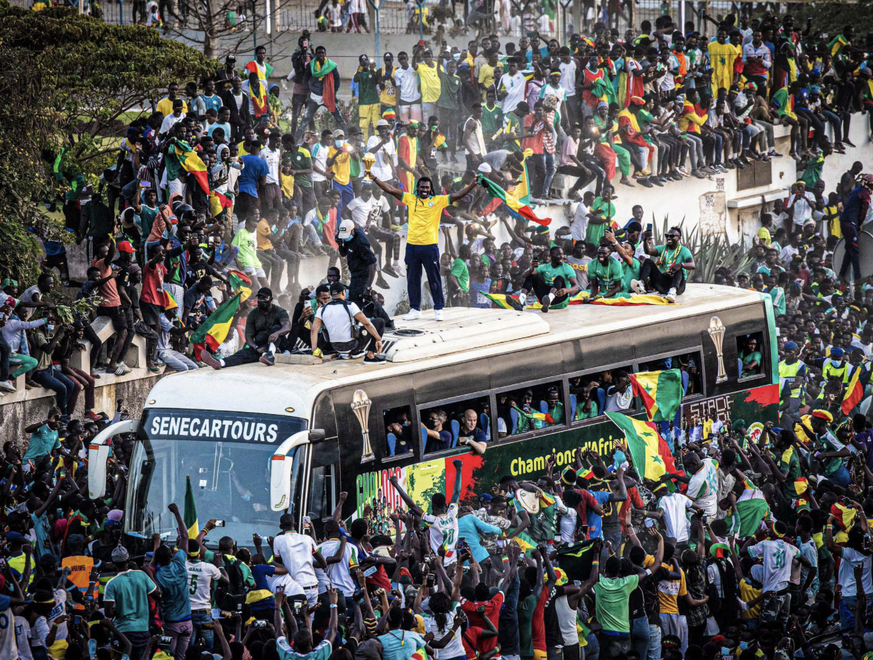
[336,218,355,240]
[477,162,492,173]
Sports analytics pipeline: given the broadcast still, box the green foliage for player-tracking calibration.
[650,214,751,284]
[791,1,873,38]
[0,3,215,286]
[56,294,104,325]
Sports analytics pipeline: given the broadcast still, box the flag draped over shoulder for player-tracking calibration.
[727,489,771,537]
[190,293,241,359]
[477,173,551,226]
[184,475,199,539]
[171,140,209,194]
[843,367,864,414]
[630,369,683,422]
[605,412,677,480]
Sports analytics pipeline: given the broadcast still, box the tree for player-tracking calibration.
[161,0,268,60]
[0,3,215,283]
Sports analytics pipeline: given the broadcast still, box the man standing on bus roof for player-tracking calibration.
[632,226,695,303]
[201,287,290,370]
[335,218,377,307]
[371,173,478,322]
[390,459,464,564]
[510,245,580,313]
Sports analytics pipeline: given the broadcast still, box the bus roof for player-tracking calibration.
[143,284,768,418]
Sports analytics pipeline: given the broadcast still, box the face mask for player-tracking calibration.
[453,52,461,60]
[272,226,279,234]
[721,649,731,657]
[257,300,271,311]
[335,140,344,148]
[739,642,749,651]
[47,324,55,333]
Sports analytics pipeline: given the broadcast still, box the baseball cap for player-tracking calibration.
[256,287,273,299]
[117,241,136,254]
[336,219,355,240]
[329,281,347,296]
[333,129,346,139]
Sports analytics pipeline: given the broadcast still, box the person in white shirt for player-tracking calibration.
[657,492,695,543]
[259,132,283,211]
[271,513,327,607]
[395,51,422,123]
[160,100,185,136]
[497,57,529,113]
[316,520,360,601]
[786,182,817,225]
[746,522,809,626]
[187,549,228,649]
[682,453,719,521]
[366,120,397,182]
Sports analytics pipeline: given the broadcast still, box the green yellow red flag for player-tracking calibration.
[629,369,683,422]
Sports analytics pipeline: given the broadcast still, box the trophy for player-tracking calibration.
[362,152,376,178]
[351,389,375,463]
[707,316,728,384]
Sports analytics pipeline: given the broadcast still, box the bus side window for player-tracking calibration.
[738,332,765,379]
[496,383,565,436]
[593,368,634,416]
[421,397,490,453]
[384,406,414,458]
[637,352,703,397]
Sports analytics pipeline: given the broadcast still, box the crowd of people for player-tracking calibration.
[9,5,873,660]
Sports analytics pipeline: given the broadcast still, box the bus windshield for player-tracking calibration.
[127,410,307,544]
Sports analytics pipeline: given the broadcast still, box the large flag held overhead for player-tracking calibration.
[605,412,677,480]
[477,173,551,227]
[190,293,241,359]
[184,475,199,539]
[843,367,864,414]
[630,369,683,422]
[171,139,209,194]
[727,488,771,537]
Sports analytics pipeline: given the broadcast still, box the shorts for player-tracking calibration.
[96,305,129,331]
[243,265,267,279]
[140,301,164,327]
[235,192,259,219]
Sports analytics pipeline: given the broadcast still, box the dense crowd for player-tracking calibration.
[8,4,873,660]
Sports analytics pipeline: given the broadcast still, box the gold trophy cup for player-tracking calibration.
[362,153,376,178]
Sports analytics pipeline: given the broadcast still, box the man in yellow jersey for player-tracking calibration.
[372,174,477,321]
[326,129,354,216]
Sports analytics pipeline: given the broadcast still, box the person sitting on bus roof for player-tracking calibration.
[631,225,696,303]
[457,409,488,456]
[287,284,332,354]
[509,245,581,313]
[310,282,385,364]
[423,409,452,454]
[201,287,290,370]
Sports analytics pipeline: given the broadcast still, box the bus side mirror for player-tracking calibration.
[87,419,140,500]
[270,430,322,512]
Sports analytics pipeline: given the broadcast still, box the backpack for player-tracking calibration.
[323,299,361,353]
[214,555,246,612]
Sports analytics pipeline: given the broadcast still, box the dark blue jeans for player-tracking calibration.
[32,366,77,415]
[0,332,9,381]
[405,243,444,311]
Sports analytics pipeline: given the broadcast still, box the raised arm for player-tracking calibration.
[389,474,424,517]
[371,176,404,201]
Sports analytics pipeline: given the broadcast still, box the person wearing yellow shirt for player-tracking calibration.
[708,29,738,95]
[413,49,443,122]
[326,129,354,215]
[371,174,477,321]
[478,51,500,100]
[156,82,188,118]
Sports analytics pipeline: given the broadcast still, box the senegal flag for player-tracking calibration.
[184,475,199,539]
[629,369,683,423]
[512,405,555,424]
[831,502,857,531]
[477,173,550,227]
[727,488,771,537]
[190,293,241,359]
[843,367,864,414]
[605,412,677,481]
[209,190,233,218]
[482,292,521,310]
[171,139,209,194]
[227,269,252,302]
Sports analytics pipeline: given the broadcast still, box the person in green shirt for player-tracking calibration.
[438,59,462,157]
[500,101,526,152]
[509,245,580,312]
[634,226,695,302]
[354,56,382,139]
[587,244,624,300]
[740,335,763,377]
[585,186,617,246]
[482,88,505,150]
[448,244,471,305]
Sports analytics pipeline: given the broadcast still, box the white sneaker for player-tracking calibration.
[630,279,647,295]
[402,309,421,321]
[114,362,132,376]
[434,309,444,321]
[666,288,677,303]
[0,380,16,393]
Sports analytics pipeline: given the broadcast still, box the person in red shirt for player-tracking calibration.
[139,245,168,338]
[459,581,504,654]
[522,102,549,198]
[91,238,129,375]
[460,612,499,660]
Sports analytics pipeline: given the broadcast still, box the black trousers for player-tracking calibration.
[522,274,568,306]
[639,259,685,294]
